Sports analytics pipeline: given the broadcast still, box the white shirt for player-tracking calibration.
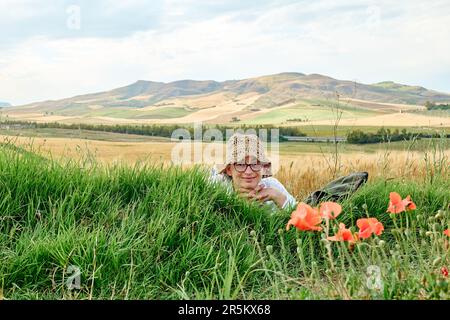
[209,167,297,211]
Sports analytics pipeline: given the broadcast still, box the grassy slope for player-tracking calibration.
[0,144,449,299]
[242,100,379,125]
[88,107,192,119]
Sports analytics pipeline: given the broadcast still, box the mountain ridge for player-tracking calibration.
[5,72,450,125]
[13,72,450,108]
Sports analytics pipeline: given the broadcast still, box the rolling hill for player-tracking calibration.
[4,73,450,125]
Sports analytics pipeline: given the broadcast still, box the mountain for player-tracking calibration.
[5,73,450,125]
[0,102,11,107]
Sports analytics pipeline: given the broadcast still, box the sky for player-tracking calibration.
[1,0,450,105]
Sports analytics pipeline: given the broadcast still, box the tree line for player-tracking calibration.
[0,120,307,141]
[347,128,449,144]
[425,101,450,110]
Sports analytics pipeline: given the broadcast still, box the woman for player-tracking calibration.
[211,133,296,210]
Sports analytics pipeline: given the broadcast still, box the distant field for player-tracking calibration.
[277,124,450,136]
[0,128,171,142]
[87,106,192,119]
[410,109,450,118]
[242,103,378,125]
[1,127,449,150]
[295,112,450,127]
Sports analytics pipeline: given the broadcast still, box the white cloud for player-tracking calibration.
[1,0,450,105]
[0,0,54,22]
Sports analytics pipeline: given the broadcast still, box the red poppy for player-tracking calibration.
[402,195,416,211]
[327,223,358,243]
[444,229,450,237]
[387,192,416,214]
[357,218,384,239]
[319,201,342,220]
[286,202,323,232]
[441,267,449,278]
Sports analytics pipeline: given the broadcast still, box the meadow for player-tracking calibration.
[241,98,381,125]
[0,127,449,300]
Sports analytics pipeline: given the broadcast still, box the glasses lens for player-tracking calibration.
[234,164,247,172]
[250,164,262,171]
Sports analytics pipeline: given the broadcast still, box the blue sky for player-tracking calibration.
[1,0,450,105]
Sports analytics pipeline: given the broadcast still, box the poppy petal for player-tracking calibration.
[319,202,342,220]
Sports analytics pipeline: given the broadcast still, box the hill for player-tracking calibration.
[4,73,450,125]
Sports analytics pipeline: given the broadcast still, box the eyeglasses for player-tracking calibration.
[233,163,265,173]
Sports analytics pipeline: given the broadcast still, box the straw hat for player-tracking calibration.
[216,133,272,177]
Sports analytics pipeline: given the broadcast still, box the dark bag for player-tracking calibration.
[304,172,368,206]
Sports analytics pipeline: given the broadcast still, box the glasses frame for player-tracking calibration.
[233,163,267,173]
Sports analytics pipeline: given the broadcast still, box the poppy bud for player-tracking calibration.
[278,228,283,235]
[185,271,190,277]
[404,229,411,236]
[296,239,302,247]
[378,240,386,247]
[266,245,273,254]
[425,231,433,237]
[250,230,256,237]
[362,203,368,210]
[432,257,441,267]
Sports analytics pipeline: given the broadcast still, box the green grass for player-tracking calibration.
[40,106,193,119]
[89,107,192,119]
[243,102,378,125]
[0,143,449,299]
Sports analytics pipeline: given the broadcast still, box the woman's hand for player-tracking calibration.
[247,185,287,209]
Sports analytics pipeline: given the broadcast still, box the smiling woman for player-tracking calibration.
[211,133,296,210]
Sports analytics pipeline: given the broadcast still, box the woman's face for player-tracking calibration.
[226,156,263,191]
